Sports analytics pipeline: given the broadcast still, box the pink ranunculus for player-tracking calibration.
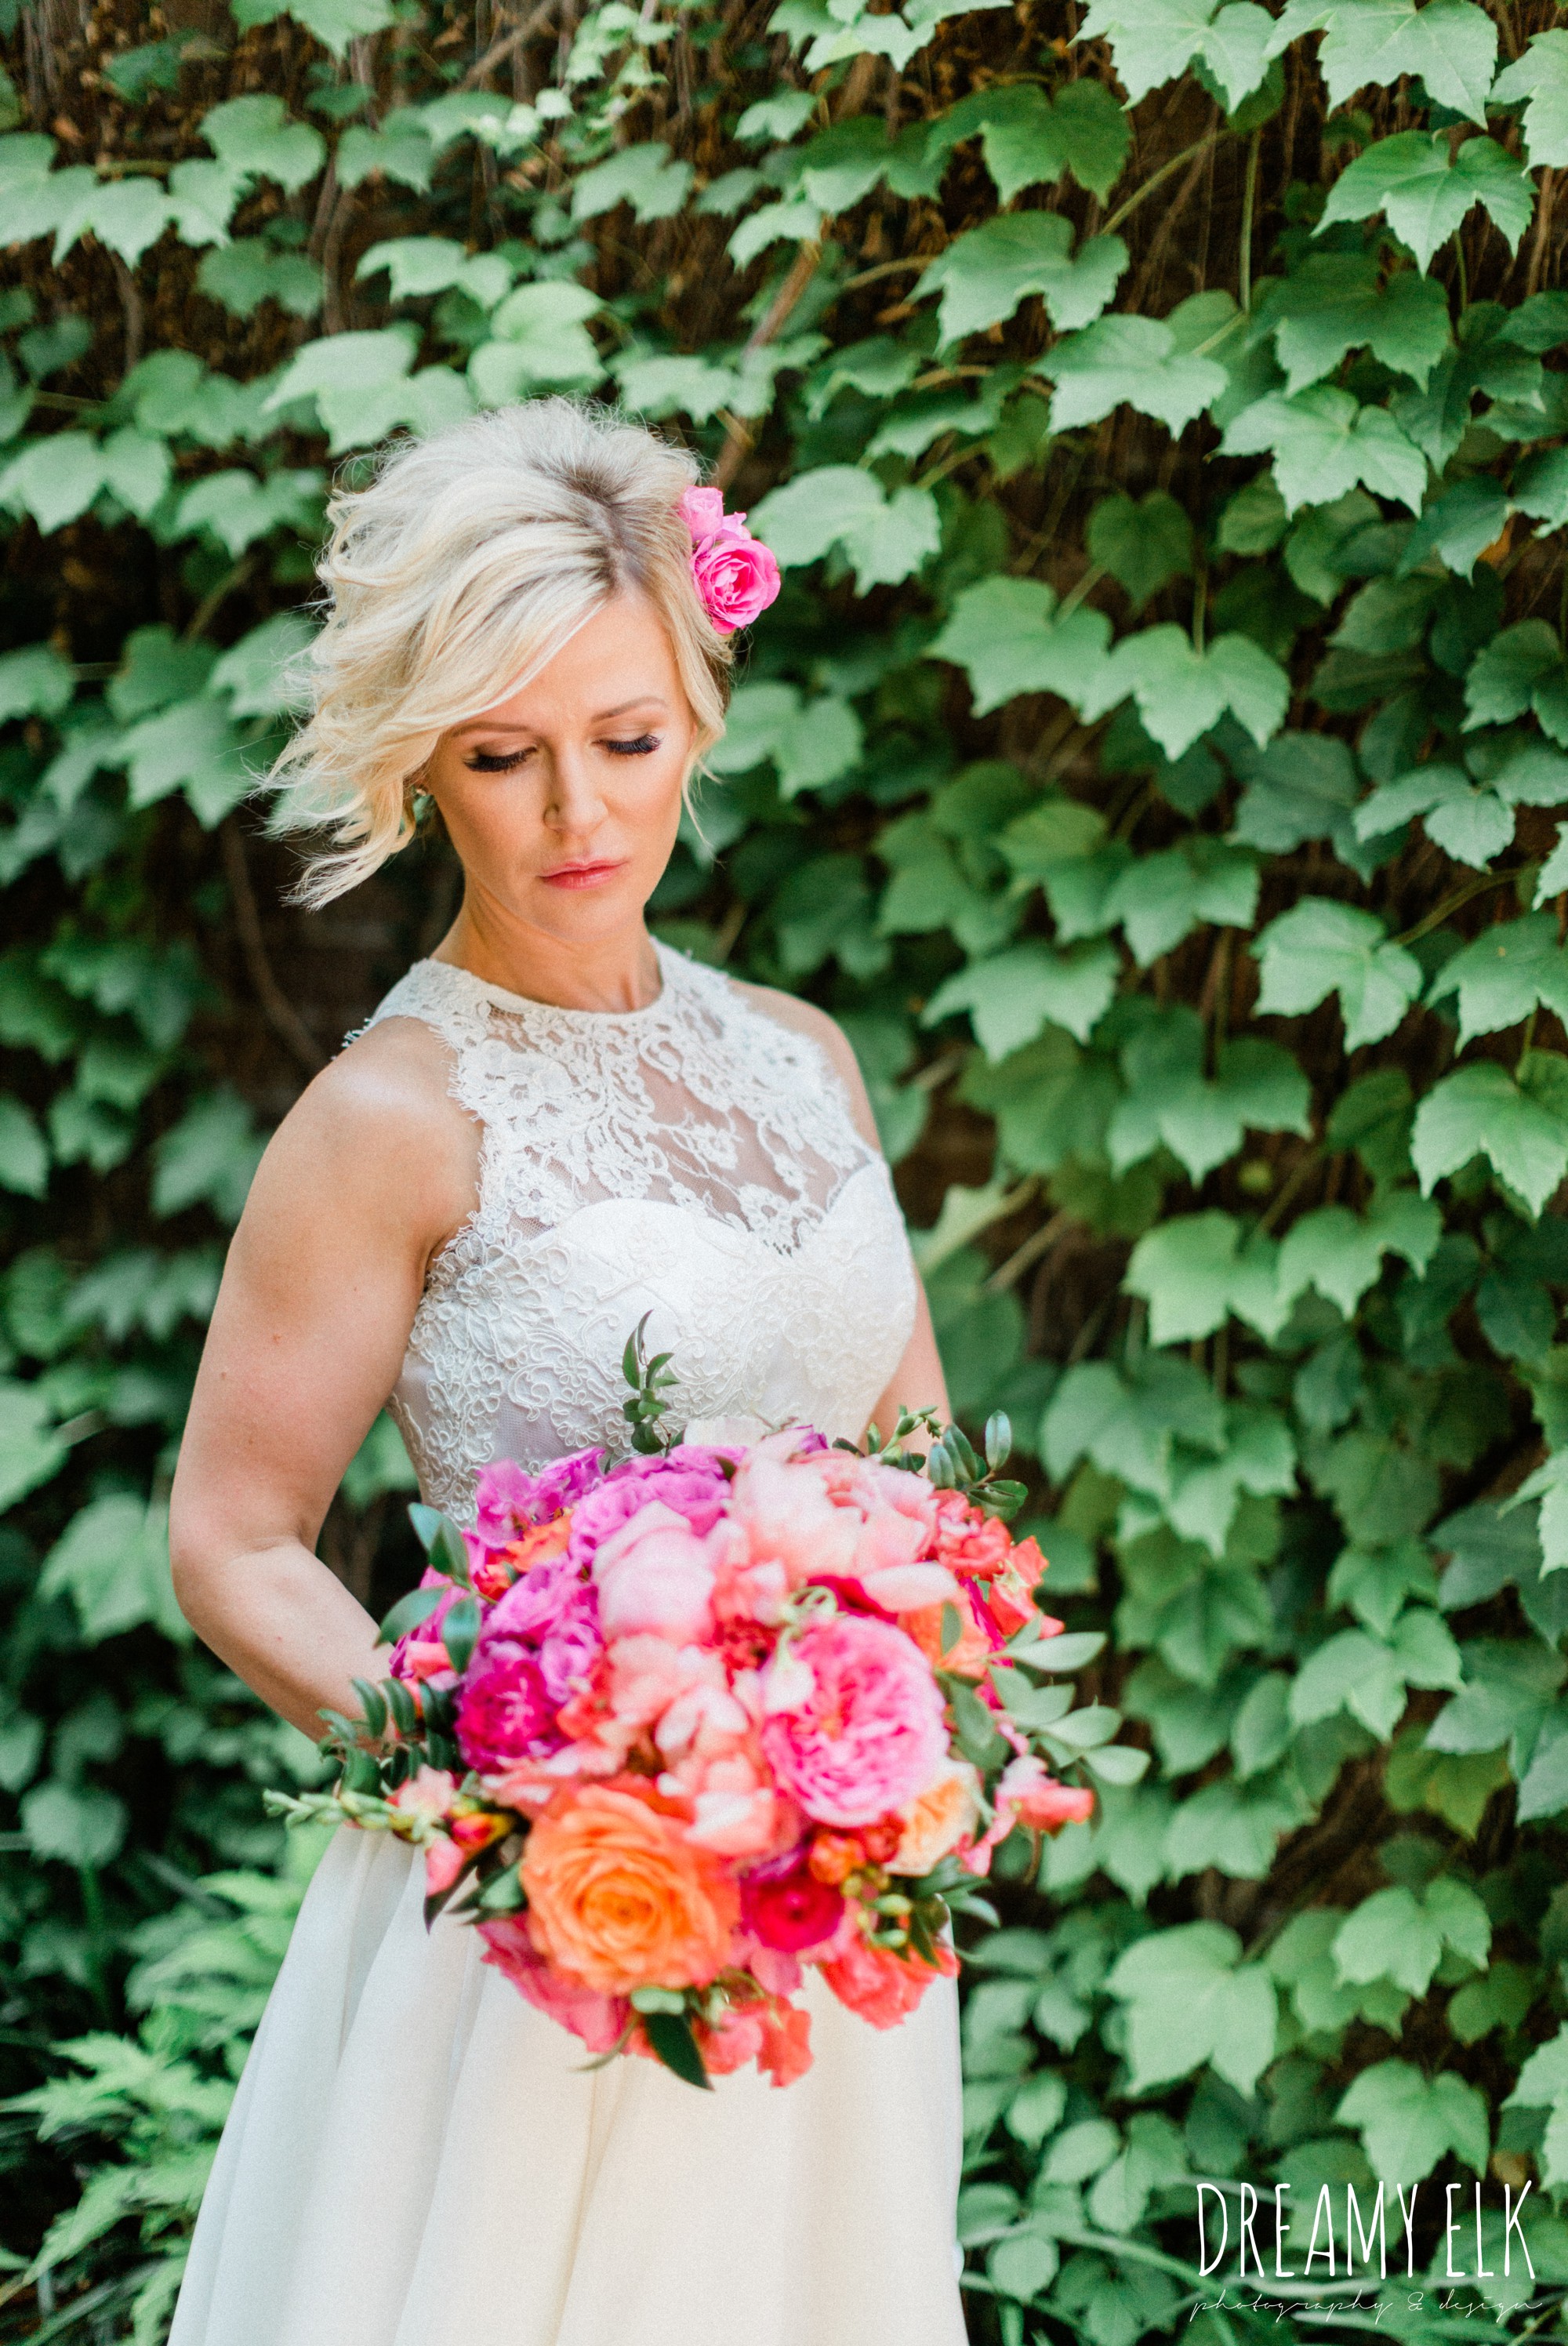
[477,1916,630,2054]
[592,1502,717,1644]
[740,1848,845,1953]
[960,1754,1094,1876]
[820,1931,957,2030]
[760,1615,949,1828]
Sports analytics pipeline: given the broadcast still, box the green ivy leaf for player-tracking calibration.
[1270,0,1497,123]
[201,95,325,194]
[1254,254,1452,396]
[926,576,1113,716]
[1428,913,1568,1045]
[919,216,1127,343]
[1039,310,1230,434]
[1104,1920,1276,2094]
[228,0,395,57]
[1336,2061,1489,2192]
[1318,131,1534,273]
[572,142,694,224]
[924,941,1119,1056]
[1221,384,1427,512]
[1252,898,1424,1048]
[1490,27,1568,169]
[1087,491,1193,608]
[750,467,940,592]
[1465,619,1568,743]
[1080,0,1274,108]
[1412,1059,1568,1218]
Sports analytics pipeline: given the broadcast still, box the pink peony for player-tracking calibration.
[677,488,781,635]
[760,1615,949,1828]
[592,1502,718,1643]
[568,1451,731,1574]
[740,1848,844,1953]
[477,1915,630,2054]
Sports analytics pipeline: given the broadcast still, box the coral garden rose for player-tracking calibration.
[521,1782,739,1995]
[820,1931,958,2030]
[760,1614,949,1828]
[892,1760,982,1876]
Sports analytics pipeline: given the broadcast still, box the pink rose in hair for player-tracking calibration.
[677,486,781,635]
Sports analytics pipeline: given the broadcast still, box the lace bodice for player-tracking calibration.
[365,945,919,1520]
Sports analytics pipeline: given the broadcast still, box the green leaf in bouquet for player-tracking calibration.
[475,1865,527,1915]
[377,1581,447,1646]
[441,1594,481,1677]
[383,1676,422,1739]
[641,2010,713,2090]
[945,1675,1011,1767]
[338,1749,382,1797]
[984,1412,1013,1470]
[350,1679,387,1741]
[1008,1629,1108,1674]
[409,1501,472,1587]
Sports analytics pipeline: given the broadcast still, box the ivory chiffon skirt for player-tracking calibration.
[169,1826,968,2346]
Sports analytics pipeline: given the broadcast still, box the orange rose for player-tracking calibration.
[521,1781,739,1995]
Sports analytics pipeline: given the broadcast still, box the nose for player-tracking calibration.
[542,743,606,837]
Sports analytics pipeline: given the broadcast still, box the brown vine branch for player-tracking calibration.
[462,0,561,88]
[712,238,822,491]
[220,822,327,1077]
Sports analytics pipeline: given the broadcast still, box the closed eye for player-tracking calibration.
[465,746,532,773]
[605,733,660,757]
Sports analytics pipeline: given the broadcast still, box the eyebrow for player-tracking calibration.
[452,695,670,736]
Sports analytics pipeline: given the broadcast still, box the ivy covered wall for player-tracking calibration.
[3,0,1568,2334]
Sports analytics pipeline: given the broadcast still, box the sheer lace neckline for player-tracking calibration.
[414,941,678,1029]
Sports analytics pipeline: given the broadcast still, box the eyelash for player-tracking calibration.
[464,734,661,773]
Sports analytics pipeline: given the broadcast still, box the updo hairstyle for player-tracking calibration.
[270,398,731,907]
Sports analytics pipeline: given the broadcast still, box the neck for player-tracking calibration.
[431,895,663,1014]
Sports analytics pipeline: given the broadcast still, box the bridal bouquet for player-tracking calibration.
[272,1331,1113,2089]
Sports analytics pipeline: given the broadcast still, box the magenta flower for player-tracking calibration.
[761,1616,949,1828]
[454,1558,601,1771]
[739,1850,844,1954]
[474,1449,607,1541]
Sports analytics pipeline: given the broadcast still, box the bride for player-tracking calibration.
[166,398,967,2346]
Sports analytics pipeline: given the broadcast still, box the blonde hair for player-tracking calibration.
[270,398,732,906]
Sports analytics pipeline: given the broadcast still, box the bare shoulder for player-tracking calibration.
[241,1012,480,1258]
[731,978,857,1077]
[728,977,878,1146]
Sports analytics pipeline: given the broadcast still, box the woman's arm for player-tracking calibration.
[735,982,951,1439]
[168,1018,480,1741]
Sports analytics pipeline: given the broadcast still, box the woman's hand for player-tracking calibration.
[169,1016,479,1742]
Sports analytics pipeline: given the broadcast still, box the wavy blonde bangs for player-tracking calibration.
[270,397,733,908]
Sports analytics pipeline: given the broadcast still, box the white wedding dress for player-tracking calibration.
[170,942,967,2346]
